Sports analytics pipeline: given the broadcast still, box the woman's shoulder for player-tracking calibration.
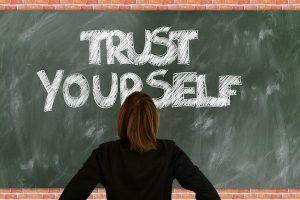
[158,138,180,147]
[96,138,178,153]
[157,138,176,146]
[95,140,116,152]
[156,139,180,155]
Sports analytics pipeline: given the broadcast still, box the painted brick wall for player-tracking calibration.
[0,0,300,10]
[0,0,300,199]
[0,188,300,199]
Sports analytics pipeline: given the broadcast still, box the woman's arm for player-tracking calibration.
[172,141,221,200]
[59,148,104,200]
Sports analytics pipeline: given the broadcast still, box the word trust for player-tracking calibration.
[37,69,242,112]
[80,27,198,66]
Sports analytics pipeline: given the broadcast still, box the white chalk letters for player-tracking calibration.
[37,27,242,112]
[80,27,198,66]
[37,70,241,112]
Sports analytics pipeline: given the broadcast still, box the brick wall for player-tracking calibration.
[0,0,300,199]
[0,188,300,199]
[0,0,300,10]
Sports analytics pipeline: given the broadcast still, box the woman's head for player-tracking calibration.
[117,91,160,154]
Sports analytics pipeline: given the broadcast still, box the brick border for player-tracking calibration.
[0,2,299,199]
[1,0,300,10]
[0,188,300,199]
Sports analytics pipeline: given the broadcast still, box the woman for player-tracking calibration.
[59,91,220,200]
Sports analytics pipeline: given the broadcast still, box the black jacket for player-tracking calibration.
[59,138,221,200]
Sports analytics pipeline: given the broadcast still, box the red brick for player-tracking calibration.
[111,0,124,3]
[10,0,22,4]
[270,193,282,198]
[18,4,45,9]
[212,0,226,3]
[99,0,110,3]
[224,189,239,193]
[3,188,300,200]
[251,0,275,3]
[86,0,97,3]
[49,188,61,193]
[92,193,107,199]
[73,0,87,3]
[101,4,120,9]
[118,5,131,9]
[92,188,99,193]
[10,188,22,193]
[174,188,188,193]
[63,5,82,9]
[172,193,182,199]
[219,193,234,199]
[161,0,173,3]
[237,188,250,193]
[256,193,272,198]
[289,188,300,193]
[124,0,135,3]
[232,193,245,199]
[0,5,17,9]
[149,0,162,4]
[129,4,143,10]
[194,4,206,9]
[282,193,296,199]
[92,4,105,9]
[225,0,250,3]
[208,4,244,9]
[256,4,282,9]
[81,5,93,9]
[0,0,10,3]
[21,0,35,3]
[250,188,276,193]
[48,0,59,3]
[59,0,73,3]
[42,193,56,199]
[35,0,50,3]
[168,4,195,9]
[28,193,44,198]
[217,188,225,193]
[141,4,160,9]
[187,0,212,3]
[275,188,289,193]
[174,0,187,3]
[136,0,148,3]
[5,193,18,199]
[17,193,30,198]
[182,193,195,198]
[244,193,258,198]
[55,4,66,9]
[244,5,257,9]
[276,0,288,3]
[289,0,300,3]
[55,193,63,199]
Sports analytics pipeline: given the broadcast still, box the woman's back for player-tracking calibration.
[59,91,220,200]
[102,138,174,199]
[59,138,221,200]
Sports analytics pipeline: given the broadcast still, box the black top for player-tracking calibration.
[59,138,221,200]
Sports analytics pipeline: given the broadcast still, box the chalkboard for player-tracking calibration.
[0,11,299,188]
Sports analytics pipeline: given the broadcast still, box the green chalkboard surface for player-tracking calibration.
[0,11,299,188]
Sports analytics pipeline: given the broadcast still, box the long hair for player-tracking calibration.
[117,91,160,154]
